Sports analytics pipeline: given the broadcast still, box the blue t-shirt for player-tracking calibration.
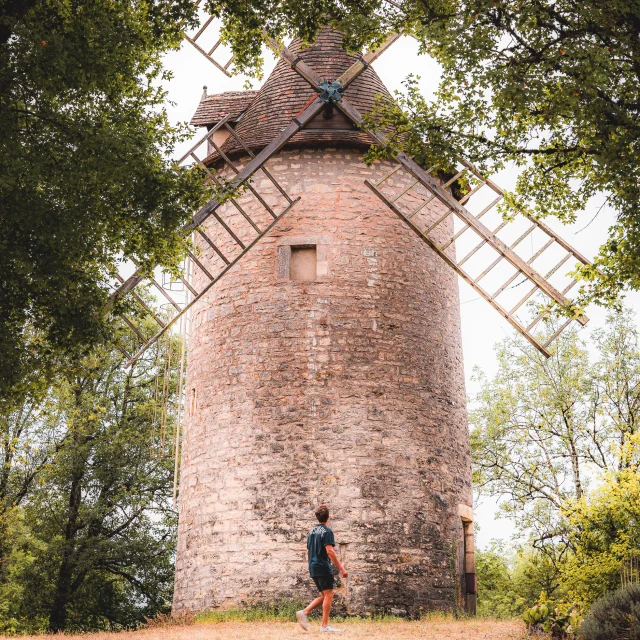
[307,523,335,577]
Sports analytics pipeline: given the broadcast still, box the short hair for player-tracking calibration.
[315,504,329,523]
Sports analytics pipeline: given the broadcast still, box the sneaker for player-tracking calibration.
[320,625,343,633]
[296,610,309,631]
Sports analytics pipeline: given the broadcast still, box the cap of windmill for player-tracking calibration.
[191,27,392,162]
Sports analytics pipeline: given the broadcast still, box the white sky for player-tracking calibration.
[161,33,640,549]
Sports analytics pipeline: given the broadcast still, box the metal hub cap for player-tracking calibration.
[316,80,344,103]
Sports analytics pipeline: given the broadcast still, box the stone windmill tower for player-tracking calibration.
[111,19,593,618]
[174,28,473,616]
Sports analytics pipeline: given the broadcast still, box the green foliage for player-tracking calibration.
[581,584,640,640]
[205,0,395,79]
[476,542,565,618]
[523,597,581,639]
[0,511,48,635]
[522,600,551,628]
[561,465,640,607]
[0,0,207,407]
[470,309,640,548]
[512,550,567,611]
[0,329,182,633]
[471,310,640,618]
[476,543,523,618]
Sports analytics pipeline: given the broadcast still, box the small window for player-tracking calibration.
[290,245,317,281]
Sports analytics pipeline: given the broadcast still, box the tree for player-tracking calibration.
[0,328,182,633]
[207,0,640,307]
[476,541,523,617]
[471,326,595,550]
[471,311,640,612]
[0,382,62,581]
[476,541,565,617]
[0,0,206,407]
[590,313,640,470]
[561,463,640,607]
[470,310,640,552]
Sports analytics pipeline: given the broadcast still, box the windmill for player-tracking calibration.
[110,7,592,617]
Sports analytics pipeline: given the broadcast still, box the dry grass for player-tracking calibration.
[4,617,527,640]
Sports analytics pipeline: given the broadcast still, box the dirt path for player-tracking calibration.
[8,618,526,639]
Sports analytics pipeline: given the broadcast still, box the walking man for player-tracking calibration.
[297,504,348,633]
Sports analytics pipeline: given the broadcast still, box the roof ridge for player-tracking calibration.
[203,90,258,99]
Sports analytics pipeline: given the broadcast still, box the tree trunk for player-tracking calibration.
[48,548,75,632]
[48,462,83,632]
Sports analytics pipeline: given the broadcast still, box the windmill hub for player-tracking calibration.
[316,79,344,102]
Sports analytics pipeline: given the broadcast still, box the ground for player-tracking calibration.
[4,618,526,639]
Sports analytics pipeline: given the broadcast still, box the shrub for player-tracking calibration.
[523,593,581,639]
[475,542,565,618]
[581,583,640,640]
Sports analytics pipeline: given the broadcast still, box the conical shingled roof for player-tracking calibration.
[208,27,392,160]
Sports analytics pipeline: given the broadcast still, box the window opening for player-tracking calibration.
[290,245,317,281]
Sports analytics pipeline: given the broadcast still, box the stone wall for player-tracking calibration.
[172,147,473,617]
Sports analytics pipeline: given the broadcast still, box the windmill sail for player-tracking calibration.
[112,118,301,365]
[183,1,235,75]
[111,12,592,361]
[364,159,589,356]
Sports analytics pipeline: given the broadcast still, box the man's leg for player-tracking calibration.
[297,591,324,630]
[321,589,334,627]
[304,593,324,615]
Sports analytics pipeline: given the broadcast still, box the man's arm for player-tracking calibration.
[326,545,348,578]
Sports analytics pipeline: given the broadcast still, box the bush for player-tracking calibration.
[523,598,581,639]
[581,583,640,640]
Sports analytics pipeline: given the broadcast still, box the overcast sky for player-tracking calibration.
[161,30,640,549]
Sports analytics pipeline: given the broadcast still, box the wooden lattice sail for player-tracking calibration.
[112,119,301,365]
[183,0,235,75]
[364,159,590,356]
[111,12,591,366]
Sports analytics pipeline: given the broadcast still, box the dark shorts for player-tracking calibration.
[312,574,335,592]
